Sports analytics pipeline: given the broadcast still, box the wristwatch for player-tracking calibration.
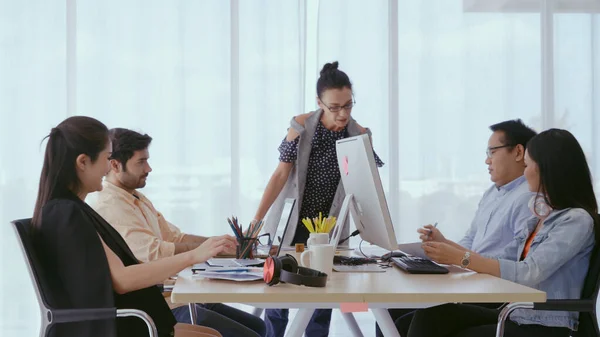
[460,251,471,269]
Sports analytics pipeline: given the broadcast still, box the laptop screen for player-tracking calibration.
[274,198,296,256]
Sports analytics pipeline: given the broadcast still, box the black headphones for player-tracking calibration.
[263,254,328,287]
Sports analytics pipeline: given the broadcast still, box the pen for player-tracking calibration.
[428,222,438,238]
[227,218,240,239]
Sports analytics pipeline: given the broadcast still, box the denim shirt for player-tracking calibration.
[498,208,595,330]
[459,176,534,258]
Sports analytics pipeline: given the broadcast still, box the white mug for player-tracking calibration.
[307,233,329,248]
[300,243,334,276]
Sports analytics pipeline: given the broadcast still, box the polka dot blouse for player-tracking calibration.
[278,121,384,244]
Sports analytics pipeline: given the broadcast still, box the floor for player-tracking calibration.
[232,304,381,337]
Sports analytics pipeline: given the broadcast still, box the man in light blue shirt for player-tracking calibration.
[376,119,538,337]
[424,119,537,257]
[458,175,531,258]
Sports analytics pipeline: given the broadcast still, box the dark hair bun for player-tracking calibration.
[316,61,352,98]
[320,61,339,77]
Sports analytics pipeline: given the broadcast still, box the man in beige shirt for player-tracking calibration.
[91,128,266,337]
[93,173,211,262]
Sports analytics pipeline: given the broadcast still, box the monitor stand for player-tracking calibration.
[330,194,361,249]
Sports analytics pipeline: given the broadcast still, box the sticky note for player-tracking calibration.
[340,302,368,313]
[343,156,349,175]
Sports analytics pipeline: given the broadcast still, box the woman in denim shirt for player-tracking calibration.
[400,129,599,337]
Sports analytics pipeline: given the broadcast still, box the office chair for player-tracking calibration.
[496,216,600,337]
[11,218,158,337]
[156,283,200,325]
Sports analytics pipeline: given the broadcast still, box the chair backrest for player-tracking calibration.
[11,218,53,316]
[575,214,600,337]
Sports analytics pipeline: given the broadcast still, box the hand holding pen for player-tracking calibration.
[429,222,438,239]
[417,222,446,243]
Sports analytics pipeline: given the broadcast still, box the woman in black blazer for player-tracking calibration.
[32,116,236,337]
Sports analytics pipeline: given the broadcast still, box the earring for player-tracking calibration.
[528,194,552,218]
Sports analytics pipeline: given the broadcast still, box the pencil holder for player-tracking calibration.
[236,237,258,259]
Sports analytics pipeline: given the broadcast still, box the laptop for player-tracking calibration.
[273,198,296,256]
[272,198,297,256]
[192,198,296,271]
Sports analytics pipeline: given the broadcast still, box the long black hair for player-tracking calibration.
[527,128,599,241]
[32,116,109,227]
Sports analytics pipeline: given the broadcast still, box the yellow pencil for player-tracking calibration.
[302,218,315,233]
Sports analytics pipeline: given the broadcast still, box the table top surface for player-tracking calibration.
[171,258,546,305]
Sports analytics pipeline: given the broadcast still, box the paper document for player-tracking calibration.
[207,258,264,267]
[193,267,264,282]
[397,242,429,259]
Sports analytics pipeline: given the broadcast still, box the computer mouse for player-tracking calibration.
[381,251,406,262]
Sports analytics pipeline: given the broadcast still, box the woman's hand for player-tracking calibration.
[191,235,238,263]
[417,224,447,243]
[422,241,464,266]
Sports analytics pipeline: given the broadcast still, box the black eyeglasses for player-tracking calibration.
[486,144,515,159]
[322,100,355,113]
[256,233,272,248]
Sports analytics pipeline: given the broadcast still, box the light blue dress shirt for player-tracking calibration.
[459,175,534,257]
[498,208,595,330]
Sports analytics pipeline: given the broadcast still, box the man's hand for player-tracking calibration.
[220,235,238,256]
[190,235,238,263]
[214,234,238,256]
[417,224,447,243]
[422,241,464,265]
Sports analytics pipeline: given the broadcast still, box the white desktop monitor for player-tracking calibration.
[335,134,398,251]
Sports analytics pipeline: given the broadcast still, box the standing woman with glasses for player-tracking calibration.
[251,61,384,337]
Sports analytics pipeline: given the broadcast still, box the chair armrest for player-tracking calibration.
[50,308,157,337]
[52,307,116,324]
[117,309,158,337]
[496,302,534,337]
[496,300,596,337]
[533,299,594,312]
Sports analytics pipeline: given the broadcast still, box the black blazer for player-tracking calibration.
[35,193,176,337]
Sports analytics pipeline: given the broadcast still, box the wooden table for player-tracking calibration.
[172,262,545,337]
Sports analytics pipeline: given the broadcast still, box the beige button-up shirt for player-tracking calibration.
[92,181,187,263]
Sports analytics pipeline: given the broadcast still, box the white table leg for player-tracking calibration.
[188,303,197,325]
[252,307,264,317]
[341,312,364,337]
[285,308,315,337]
[371,308,400,337]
